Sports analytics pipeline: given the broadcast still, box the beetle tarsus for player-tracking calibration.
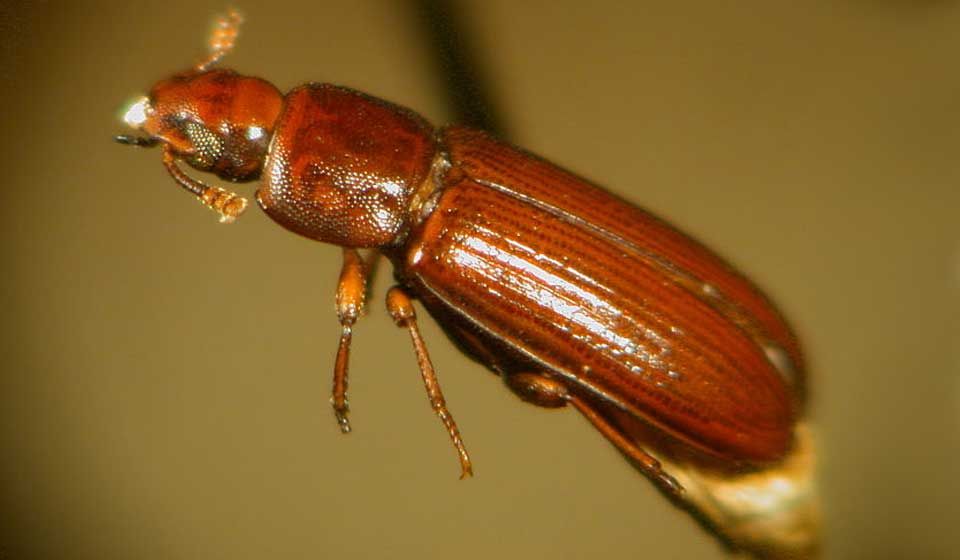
[657,471,684,498]
[331,325,354,434]
[333,404,352,434]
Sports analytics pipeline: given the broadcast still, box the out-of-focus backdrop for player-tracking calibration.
[2,1,959,558]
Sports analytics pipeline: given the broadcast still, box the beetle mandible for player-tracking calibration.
[116,11,805,497]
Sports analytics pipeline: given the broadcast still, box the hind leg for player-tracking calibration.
[502,371,683,497]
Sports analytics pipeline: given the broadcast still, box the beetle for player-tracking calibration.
[116,12,804,497]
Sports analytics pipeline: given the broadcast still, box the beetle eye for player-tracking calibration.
[181,120,225,167]
[119,95,152,128]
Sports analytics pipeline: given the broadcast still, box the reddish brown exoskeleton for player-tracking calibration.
[117,12,818,557]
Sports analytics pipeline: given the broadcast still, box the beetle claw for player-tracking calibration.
[658,471,685,497]
[333,403,352,434]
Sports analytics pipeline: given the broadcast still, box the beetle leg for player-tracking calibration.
[161,146,247,223]
[385,286,473,479]
[503,372,570,408]
[569,395,684,497]
[331,248,367,434]
[503,371,684,497]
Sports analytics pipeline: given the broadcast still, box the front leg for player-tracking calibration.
[331,248,368,433]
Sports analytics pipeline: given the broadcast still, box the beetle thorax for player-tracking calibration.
[255,84,438,248]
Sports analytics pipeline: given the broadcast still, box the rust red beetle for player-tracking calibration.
[116,12,806,500]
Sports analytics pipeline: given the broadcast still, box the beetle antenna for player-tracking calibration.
[161,145,248,223]
[196,9,243,71]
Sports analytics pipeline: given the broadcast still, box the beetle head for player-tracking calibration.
[114,10,283,223]
[119,69,283,182]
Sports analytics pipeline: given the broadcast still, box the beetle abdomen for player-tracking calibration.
[400,128,797,463]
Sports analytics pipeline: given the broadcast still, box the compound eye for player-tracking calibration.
[182,120,225,169]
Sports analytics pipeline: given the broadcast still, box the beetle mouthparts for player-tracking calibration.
[114,134,158,147]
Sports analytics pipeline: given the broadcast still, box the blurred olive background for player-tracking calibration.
[3,1,959,558]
